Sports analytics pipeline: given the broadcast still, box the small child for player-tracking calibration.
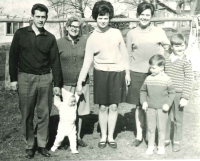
[51,88,79,154]
[164,33,193,152]
[140,54,176,155]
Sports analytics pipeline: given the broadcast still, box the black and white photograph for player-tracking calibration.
[0,0,200,160]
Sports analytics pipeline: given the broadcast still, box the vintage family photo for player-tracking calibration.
[0,0,200,160]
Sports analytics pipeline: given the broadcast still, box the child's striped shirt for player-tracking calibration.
[140,72,176,109]
[165,53,193,100]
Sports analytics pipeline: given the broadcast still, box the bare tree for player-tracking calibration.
[48,0,94,18]
[47,0,94,37]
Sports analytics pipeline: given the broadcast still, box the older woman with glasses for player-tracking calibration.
[57,16,90,147]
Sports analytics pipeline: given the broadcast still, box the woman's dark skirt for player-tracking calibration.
[126,71,148,105]
[93,69,127,105]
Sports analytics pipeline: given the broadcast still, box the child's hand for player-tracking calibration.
[162,104,170,112]
[142,102,148,112]
[179,98,188,107]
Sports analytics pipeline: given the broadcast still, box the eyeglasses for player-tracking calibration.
[69,25,80,29]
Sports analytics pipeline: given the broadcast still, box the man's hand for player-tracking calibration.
[179,98,188,107]
[10,81,18,91]
[162,104,170,112]
[125,73,131,86]
[142,102,148,112]
[53,87,61,96]
[76,82,83,96]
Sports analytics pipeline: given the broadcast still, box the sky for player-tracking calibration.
[0,0,129,19]
[0,0,49,18]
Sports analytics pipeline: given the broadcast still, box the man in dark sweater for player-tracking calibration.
[9,3,63,159]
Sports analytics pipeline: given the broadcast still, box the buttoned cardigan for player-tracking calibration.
[57,35,89,86]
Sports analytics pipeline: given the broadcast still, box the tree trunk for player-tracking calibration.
[190,0,198,15]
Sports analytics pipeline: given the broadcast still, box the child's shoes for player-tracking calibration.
[146,146,154,155]
[157,146,165,154]
[173,142,180,152]
[71,149,79,154]
[51,146,57,152]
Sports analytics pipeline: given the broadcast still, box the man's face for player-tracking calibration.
[32,10,47,29]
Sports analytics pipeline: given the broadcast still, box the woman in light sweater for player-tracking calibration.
[77,0,131,149]
[126,2,170,147]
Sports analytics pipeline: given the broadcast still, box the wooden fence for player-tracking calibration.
[1,17,196,90]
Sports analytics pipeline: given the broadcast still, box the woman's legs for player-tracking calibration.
[108,104,118,142]
[99,105,109,142]
[133,105,145,146]
[77,117,82,140]
[135,106,143,140]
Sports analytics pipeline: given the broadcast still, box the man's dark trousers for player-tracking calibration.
[18,72,53,149]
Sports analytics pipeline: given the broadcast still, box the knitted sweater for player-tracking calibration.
[126,24,170,73]
[78,28,129,83]
[140,72,175,109]
[164,53,193,100]
[57,35,89,86]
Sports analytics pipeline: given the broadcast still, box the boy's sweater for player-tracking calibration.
[140,72,176,109]
[165,53,193,100]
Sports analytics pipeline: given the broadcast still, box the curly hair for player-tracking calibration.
[92,0,114,21]
[137,2,155,17]
[65,16,83,28]
[64,16,84,36]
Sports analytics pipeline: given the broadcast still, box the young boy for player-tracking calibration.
[164,33,193,152]
[140,54,176,155]
[51,88,79,154]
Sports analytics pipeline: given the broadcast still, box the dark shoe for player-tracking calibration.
[25,149,34,159]
[173,143,180,152]
[165,141,170,147]
[77,139,88,147]
[108,141,117,149]
[132,139,143,147]
[98,141,107,149]
[38,147,51,157]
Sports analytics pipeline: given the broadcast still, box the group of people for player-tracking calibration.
[9,0,193,159]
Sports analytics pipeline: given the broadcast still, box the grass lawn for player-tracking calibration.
[0,72,200,161]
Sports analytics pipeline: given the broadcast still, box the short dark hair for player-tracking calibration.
[31,3,49,16]
[149,54,166,67]
[170,33,187,46]
[92,0,114,21]
[137,2,155,17]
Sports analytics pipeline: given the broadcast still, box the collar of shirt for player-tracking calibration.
[159,71,165,76]
[151,71,165,77]
[28,25,47,36]
[95,27,110,33]
[65,34,80,45]
[169,52,184,62]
